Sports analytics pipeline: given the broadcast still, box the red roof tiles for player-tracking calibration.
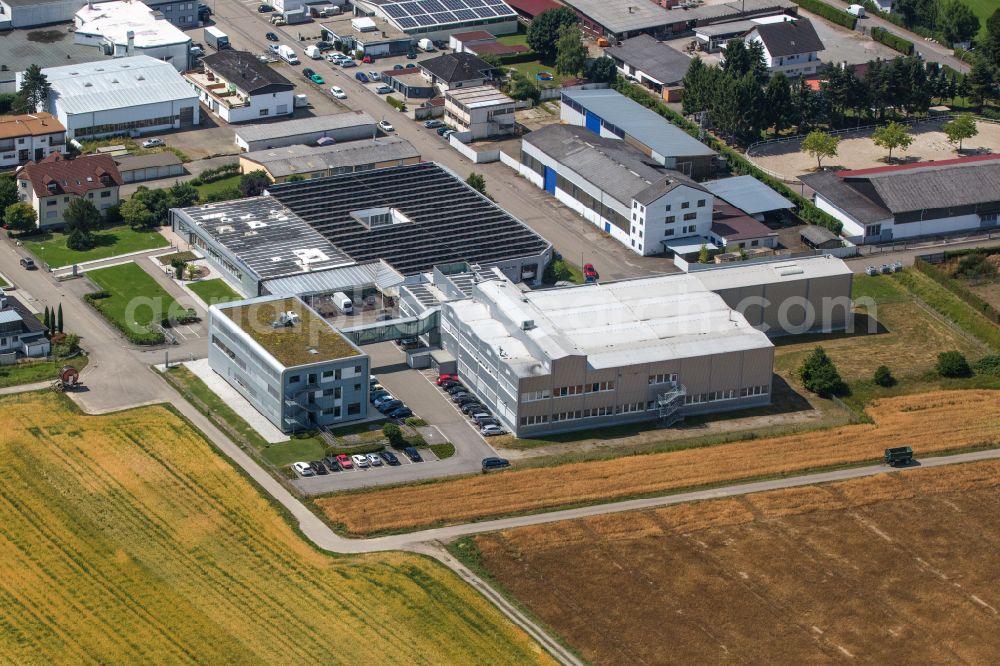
[17,152,123,199]
[837,152,1000,178]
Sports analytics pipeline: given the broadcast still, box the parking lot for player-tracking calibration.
[290,341,502,494]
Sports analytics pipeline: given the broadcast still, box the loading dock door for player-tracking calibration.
[585,110,601,135]
[543,166,556,194]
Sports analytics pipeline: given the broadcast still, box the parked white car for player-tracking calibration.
[480,425,505,436]
[373,394,396,407]
[330,86,347,99]
[351,454,370,468]
[378,120,394,133]
[141,138,165,148]
[292,461,315,476]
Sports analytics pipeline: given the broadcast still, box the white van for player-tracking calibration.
[277,45,299,64]
[304,44,323,59]
[417,38,435,52]
[333,291,353,315]
[846,4,865,16]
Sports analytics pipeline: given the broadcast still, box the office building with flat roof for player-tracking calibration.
[209,295,370,433]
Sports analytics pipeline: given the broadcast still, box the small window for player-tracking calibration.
[697,199,706,207]
[347,403,361,415]
[683,212,697,221]
[665,215,675,224]
[288,375,300,383]
[681,201,690,209]
[100,191,111,198]
[259,108,269,117]
[664,204,671,211]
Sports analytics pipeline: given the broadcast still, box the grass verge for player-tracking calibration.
[194,174,241,200]
[430,442,455,459]
[23,225,168,267]
[0,355,90,389]
[891,270,1000,351]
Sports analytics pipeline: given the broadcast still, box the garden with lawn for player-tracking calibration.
[188,278,242,306]
[23,225,168,268]
[86,262,192,344]
[0,355,89,389]
[194,174,242,200]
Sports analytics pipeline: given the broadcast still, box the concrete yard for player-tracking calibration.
[182,358,287,444]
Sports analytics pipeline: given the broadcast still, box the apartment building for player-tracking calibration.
[0,113,66,170]
[15,153,122,230]
[444,86,516,139]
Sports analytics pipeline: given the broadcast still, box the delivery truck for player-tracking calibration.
[333,292,353,315]
[277,45,300,64]
[204,26,230,50]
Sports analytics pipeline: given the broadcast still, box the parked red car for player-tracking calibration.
[583,263,599,281]
[336,453,353,469]
[436,373,458,386]
[362,55,373,64]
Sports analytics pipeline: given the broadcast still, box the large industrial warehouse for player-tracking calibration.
[412,254,853,437]
[266,161,552,282]
[171,162,552,298]
[440,273,775,437]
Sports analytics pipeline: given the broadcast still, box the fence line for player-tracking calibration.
[746,115,954,156]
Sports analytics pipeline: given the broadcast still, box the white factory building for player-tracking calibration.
[73,0,193,72]
[35,56,200,139]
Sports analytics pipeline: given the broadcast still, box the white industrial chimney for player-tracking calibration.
[126,30,135,55]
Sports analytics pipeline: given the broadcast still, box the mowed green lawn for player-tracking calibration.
[87,262,183,330]
[23,226,168,268]
[188,278,242,306]
[0,356,89,389]
[194,174,242,200]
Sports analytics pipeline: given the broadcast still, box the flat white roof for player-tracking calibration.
[43,56,198,115]
[691,254,853,291]
[466,275,771,372]
[447,85,515,109]
[75,0,191,47]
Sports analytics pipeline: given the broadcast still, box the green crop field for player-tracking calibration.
[0,391,553,664]
[23,226,168,268]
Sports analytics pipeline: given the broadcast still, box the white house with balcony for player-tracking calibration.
[744,17,824,78]
[444,86,516,139]
[186,50,296,123]
[0,113,66,170]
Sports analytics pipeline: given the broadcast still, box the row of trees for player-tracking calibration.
[683,40,990,146]
[892,0,982,46]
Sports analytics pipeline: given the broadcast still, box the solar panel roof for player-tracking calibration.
[266,162,551,276]
[379,0,516,28]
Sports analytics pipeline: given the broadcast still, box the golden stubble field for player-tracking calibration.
[472,460,1000,664]
[0,392,552,664]
[319,390,1000,534]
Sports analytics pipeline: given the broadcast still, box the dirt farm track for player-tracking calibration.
[750,118,1000,181]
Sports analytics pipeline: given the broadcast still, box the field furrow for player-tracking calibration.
[0,392,553,665]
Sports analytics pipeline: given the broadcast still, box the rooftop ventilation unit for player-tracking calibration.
[272,311,300,328]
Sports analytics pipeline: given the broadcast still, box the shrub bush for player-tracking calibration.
[790,0,856,29]
[382,422,405,448]
[936,350,971,378]
[387,96,406,111]
[873,365,896,387]
[161,309,199,328]
[497,50,540,65]
[798,346,847,397]
[972,354,1000,376]
[871,27,914,55]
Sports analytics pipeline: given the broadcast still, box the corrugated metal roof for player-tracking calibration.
[261,260,405,296]
[235,111,377,143]
[242,137,419,178]
[703,175,794,215]
[44,56,197,115]
[562,88,716,159]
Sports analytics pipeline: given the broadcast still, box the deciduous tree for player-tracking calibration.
[64,199,100,250]
[801,129,839,170]
[239,170,270,197]
[585,56,618,84]
[872,121,913,160]
[937,0,980,45]
[555,24,586,76]
[3,202,37,234]
[942,113,978,151]
[527,7,578,62]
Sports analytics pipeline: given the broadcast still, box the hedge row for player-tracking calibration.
[161,310,200,328]
[387,95,406,111]
[190,162,240,186]
[913,257,1000,326]
[871,27,914,55]
[791,0,856,29]
[498,50,540,65]
[611,80,844,234]
[84,291,165,345]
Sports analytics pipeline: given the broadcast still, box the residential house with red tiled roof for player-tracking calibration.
[15,153,123,230]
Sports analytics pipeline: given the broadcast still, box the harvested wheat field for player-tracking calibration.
[0,392,551,664]
[319,390,1000,534]
[470,460,1000,664]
